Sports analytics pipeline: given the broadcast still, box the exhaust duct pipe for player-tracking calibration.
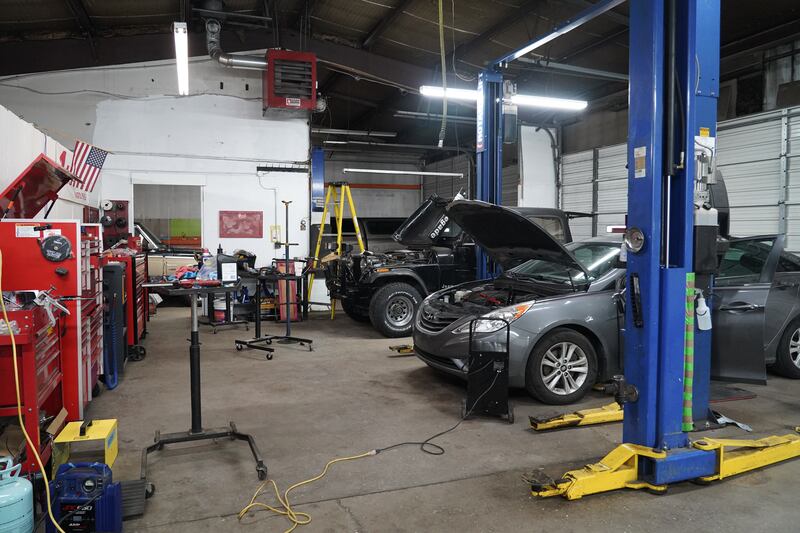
[205,18,267,70]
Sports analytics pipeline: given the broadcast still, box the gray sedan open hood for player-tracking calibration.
[447,200,587,275]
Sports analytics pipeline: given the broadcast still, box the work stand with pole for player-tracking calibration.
[140,284,268,499]
[234,200,313,353]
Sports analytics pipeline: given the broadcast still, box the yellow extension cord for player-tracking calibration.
[238,450,376,533]
[0,249,66,533]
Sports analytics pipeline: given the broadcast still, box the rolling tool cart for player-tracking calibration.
[462,318,513,423]
[108,244,148,361]
[102,264,128,390]
[0,296,67,474]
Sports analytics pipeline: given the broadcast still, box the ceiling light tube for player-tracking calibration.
[173,22,189,96]
[421,85,587,111]
[343,168,463,178]
[419,85,478,101]
[510,93,587,110]
[312,128,397,138]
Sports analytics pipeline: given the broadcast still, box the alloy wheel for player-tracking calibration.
[539,341,589,395]
[790,328,800,368]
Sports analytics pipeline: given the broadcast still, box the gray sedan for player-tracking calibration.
[413,201,800,405]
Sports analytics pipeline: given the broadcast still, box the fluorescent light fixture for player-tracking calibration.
[312,128,397,138]
[173,22,189,96]
[343,168,463,178]
[420,85,587,111]
[419,85,478,101]
[510,93,587,110]
[323,140,348,145]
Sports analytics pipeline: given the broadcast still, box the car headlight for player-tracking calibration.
[452,302,535,334]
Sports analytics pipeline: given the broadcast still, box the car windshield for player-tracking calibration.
[506,242,620,286]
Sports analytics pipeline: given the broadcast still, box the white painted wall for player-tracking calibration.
[0,55,311,268]
[0,104,93,220]
[518,125,558,208]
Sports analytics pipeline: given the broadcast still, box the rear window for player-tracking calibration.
[531,216,566,243]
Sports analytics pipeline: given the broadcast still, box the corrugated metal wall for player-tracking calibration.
[422,154,472,199]
[561,106,800,251]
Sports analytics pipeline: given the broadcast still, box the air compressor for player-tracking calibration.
[46,463,121,533]
[0,456,33,533]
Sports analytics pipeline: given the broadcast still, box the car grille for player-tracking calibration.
[418,306,460,332]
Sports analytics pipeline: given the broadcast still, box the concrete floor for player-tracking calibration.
[84,306,800,532]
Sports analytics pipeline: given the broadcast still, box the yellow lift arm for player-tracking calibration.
[529,402,623,431]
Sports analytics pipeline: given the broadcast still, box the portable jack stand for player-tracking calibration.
[140,289,268,503]
[529,429,800,500]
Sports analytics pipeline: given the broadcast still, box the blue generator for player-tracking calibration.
[47,463,122,533]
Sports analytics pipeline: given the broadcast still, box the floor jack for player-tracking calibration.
[471,0,800,500]
[308,182,366,319]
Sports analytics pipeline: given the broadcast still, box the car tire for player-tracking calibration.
[369,282,422,338]
[772,318,800,379]
[341,297,370,323]
[525,328,598,405]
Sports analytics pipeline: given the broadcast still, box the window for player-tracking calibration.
[509,242,620,286]
[777,251,800,273]
[716,239,775,286]
[531,216,566,243]
[133,184,202,249]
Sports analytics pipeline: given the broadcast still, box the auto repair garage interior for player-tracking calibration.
[5,0,800,531]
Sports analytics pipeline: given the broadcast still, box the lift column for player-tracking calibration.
[623,0,720,453]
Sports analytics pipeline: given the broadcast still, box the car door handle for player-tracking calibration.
[719,302,764,312]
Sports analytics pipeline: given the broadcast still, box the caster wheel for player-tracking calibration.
[507,408,515,425]
[266,340,272,345]
[235,344,243,351]
[145,483,156,499]
[92,383,102,398]
[213,329,218,335]
[647,486,668,496]
[257,467,268,481]
[266,353,273,360]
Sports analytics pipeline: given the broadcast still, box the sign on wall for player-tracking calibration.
[219,210,263,238]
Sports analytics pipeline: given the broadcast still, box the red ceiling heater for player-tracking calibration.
[263,50,317,113]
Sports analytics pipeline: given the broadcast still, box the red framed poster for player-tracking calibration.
[219,210,263,238]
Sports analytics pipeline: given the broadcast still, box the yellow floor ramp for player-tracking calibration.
[529,429,800,500]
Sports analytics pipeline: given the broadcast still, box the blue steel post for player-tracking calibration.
[623,0,667,450]
[679,0,721,427]
[624,0,720,453]
[475,69,503,279]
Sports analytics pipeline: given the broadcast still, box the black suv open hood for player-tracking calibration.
[447,200,587,274]
[393,193,462,247]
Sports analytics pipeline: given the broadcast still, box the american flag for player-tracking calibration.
[69,140,109,192]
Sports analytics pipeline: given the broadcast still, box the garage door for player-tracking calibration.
[561,106,797,249]
[560,150,594,240]
[423,154,472,200]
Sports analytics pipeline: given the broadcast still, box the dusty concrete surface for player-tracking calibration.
[83,306,800,532]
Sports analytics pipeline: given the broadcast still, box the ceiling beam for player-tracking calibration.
[557,27,628,62]
[362,0,415,50]
[553,0,629,26]
[0,28,436,92]
[289,0,318,30]
[63,0,95,35]
[448,0,540,65]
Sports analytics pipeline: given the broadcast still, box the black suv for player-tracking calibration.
[324,195,577,337]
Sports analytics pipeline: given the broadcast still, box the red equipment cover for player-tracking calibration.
[0,154,77,219]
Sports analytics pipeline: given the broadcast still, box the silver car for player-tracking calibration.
[413,201,800,405]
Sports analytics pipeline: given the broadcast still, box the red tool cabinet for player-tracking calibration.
[108,249,148,352]
[0,154,103,423]
[0,304,65,473]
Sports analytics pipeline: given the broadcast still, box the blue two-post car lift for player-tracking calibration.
[473,0,800,499]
